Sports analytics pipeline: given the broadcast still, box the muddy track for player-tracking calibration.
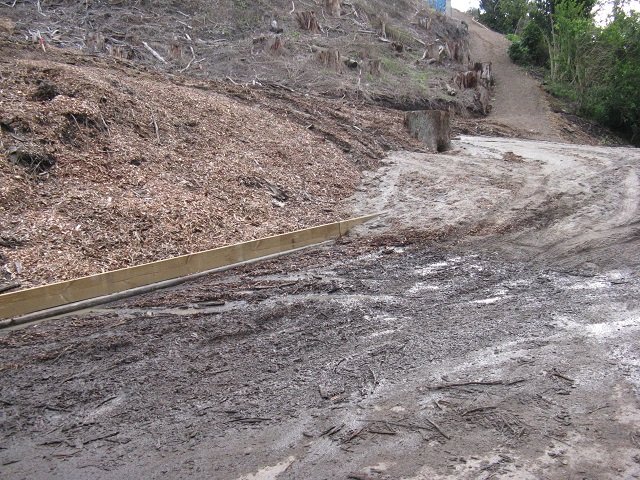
[351,137,640,271]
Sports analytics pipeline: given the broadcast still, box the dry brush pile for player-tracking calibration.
[1,0,483,111]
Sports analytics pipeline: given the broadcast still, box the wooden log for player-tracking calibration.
[0,214,378,321]
[404,110,451,152]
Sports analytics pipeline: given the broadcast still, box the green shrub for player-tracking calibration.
[521,22,548,66]
[508,38,530,65]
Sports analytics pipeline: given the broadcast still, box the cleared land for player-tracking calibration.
[1,6,639,480]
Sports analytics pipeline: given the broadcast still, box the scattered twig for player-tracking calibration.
[94,395,117,409]
[142,41,166,63]
[368,427,397,435]
[179,46,196,73]
[341,427,365,443]
[461,406,498,416]
[347,474,372,480]
[36,0,47,17]
[228,417,272,424]
[289,1,295,15]
[586,404,610,415]
[360,418,449,440]
[429,379,525,390]
[82,431,119,445]
[551,369,575,383]
[99,113,110,137]
[367,365,378,389]
[320,423,345,436]
[423,416,450,440]
[150,111,160,144]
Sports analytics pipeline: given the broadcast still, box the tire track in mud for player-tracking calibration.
[348,137,640,271]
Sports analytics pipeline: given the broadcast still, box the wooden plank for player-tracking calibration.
[0,214,378,320]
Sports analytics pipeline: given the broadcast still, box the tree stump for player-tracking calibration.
[367,59,381,76]
[404,110,451,152]
[296,11,321,33]
[315,47,342,71]
[325,0,341,17]
[269,35,284,55]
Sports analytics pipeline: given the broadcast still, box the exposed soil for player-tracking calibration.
[2,135,639,479]
[2,5,639,480]
[0,42,425,288]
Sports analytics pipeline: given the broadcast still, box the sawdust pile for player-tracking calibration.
[0,54,361,288]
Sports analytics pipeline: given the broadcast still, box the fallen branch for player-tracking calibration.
[429,378,526,389]
[150,111,160,143]
[289,1,295,15]
[142,41,166,63]
[179,46,196,73]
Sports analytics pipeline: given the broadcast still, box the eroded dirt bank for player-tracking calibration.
[1,136,639,479]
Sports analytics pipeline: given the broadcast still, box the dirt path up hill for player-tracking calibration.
[454,10,562,141]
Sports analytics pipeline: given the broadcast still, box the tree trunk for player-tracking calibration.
[404,110,451,152]
[316,47,342,72]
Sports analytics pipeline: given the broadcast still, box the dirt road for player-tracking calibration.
[2,136,639,479]
[454,10,562,141]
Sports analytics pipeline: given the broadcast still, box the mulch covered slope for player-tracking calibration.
[0,44,404,289]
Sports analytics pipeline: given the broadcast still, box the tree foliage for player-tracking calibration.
[495,0,640,144]
[479,0,529,33]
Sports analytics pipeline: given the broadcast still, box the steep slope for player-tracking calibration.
[1,0,479,110]
[0,43,422,288]
[453,10,562,140]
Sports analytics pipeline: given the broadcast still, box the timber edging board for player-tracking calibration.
[0,214,378,321]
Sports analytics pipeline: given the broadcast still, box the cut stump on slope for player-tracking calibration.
[404,110,451,152]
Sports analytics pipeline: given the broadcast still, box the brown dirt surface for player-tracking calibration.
[0,0,490,290]
[0,41,425,288]
[2,4,640,480]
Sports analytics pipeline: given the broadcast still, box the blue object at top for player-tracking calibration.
[427,0,446,12]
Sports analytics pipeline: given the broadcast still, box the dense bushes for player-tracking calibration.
[508,22,548,66]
